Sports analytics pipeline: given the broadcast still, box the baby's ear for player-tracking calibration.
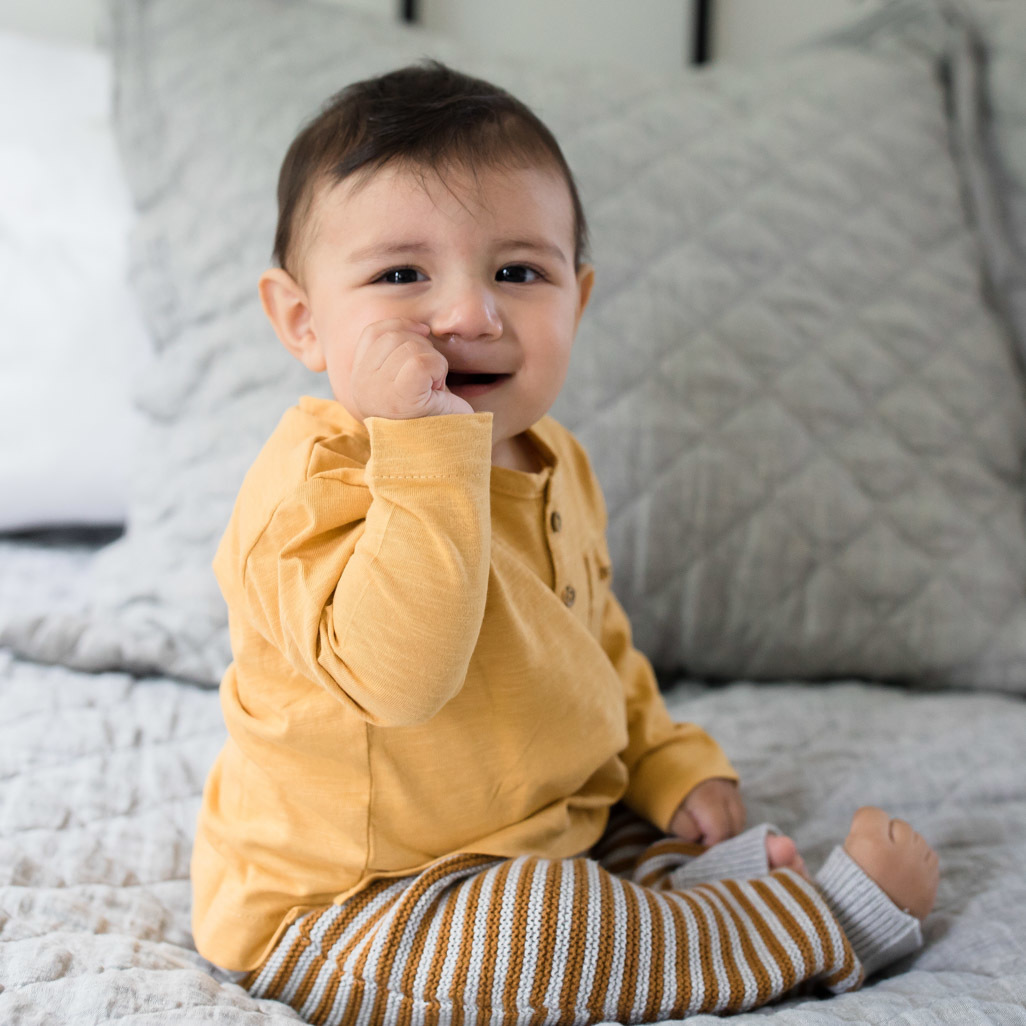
[258,268,326,372]
[575,263,596,327]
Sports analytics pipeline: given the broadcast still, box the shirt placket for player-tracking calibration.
[543,472,582,620]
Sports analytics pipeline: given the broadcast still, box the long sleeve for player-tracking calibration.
[600,588,739,831]
[226,412,494,727]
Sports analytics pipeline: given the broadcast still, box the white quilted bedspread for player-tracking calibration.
[3,650,1025,1025]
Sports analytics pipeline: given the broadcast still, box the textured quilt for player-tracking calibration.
[2,651,1025,1024]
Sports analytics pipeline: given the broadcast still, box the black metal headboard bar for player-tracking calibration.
[693,0,713,64]
[399,1,712,67]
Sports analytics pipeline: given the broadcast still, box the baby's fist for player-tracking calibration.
[350,319,474,421]
[669,778,745,847]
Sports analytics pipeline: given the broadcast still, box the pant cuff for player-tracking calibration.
[669,822,777,889]
[814,846,923,977]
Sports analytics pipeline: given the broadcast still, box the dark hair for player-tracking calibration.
[273,60,589,277]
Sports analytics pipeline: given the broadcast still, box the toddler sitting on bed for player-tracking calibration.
[191,61,939,1025]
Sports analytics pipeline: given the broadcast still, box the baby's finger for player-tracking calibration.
[669,805,703,844]
[726,787,751,837]
[390,348,448,404]
[364,317,432,339]
[729,790,747,837]
[686,788,739,846]
[371,332,440,391]
[355,319,432,371]
[426,387,475,418]
[698,804,734,847]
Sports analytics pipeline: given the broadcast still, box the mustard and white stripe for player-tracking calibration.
[247,817,865,1026]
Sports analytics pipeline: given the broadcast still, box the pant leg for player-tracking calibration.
[246,846,863,1025]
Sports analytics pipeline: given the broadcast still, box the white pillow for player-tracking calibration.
[0,30,148,531]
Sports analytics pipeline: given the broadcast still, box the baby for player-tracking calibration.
[191,61,939,1025]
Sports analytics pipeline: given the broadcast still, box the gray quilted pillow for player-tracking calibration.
[6,0,1026,693]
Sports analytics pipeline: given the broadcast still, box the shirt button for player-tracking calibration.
[561,585,576,608]
[550,511,562,533]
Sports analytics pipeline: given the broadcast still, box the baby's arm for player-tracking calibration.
[229,322,492,726]
[599,588,740,832]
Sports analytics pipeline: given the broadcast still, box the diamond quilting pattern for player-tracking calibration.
[551,45,1026,688]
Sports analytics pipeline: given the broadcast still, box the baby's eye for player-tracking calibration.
[496,265,542,284]
[376,267,426,285]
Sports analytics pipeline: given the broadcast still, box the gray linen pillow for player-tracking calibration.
[6,0,1026,693]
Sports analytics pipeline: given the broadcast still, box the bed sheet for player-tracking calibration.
[2,651,1025,1025]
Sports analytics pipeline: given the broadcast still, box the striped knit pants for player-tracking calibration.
[246,807,864,1025]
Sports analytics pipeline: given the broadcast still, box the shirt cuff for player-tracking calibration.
[365,413,493,480]
[625,735,739,833]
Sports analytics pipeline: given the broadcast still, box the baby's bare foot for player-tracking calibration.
[766,833,810,880]
[843,806,939,920]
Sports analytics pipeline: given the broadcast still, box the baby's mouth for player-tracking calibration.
[446,371,508,387]
[446,371,512,397]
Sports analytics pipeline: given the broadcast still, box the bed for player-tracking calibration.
[2,0,1026,1023]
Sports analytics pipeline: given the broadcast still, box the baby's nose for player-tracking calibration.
[428,281,502,342]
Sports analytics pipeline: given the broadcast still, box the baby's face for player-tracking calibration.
[298,162,593,466]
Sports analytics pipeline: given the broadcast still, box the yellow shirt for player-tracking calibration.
[191,396,737,970]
